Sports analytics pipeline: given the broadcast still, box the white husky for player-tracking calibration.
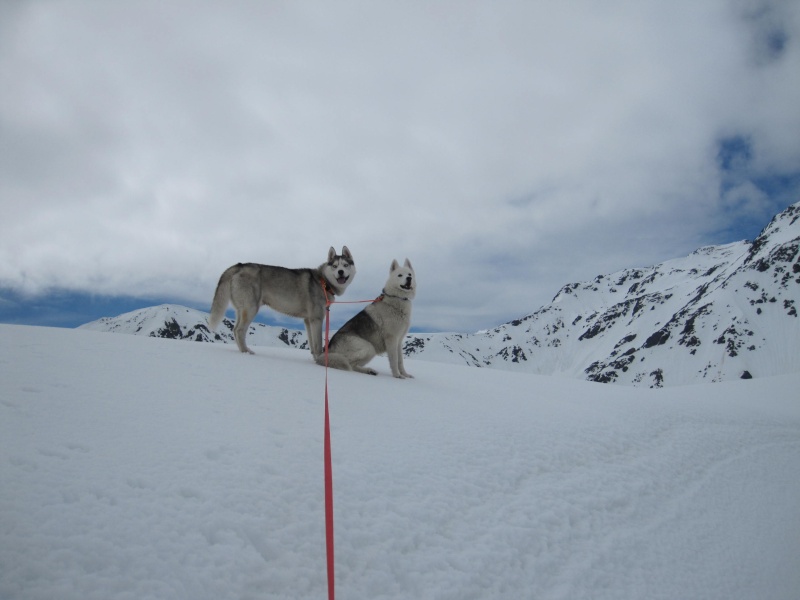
[319,258,415,378]
[209,247,355,357]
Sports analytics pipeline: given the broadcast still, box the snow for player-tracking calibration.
[2,324,800,600]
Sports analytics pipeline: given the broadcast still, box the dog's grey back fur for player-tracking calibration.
[209,246,355,356]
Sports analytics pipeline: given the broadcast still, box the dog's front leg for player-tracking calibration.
[395,336,413,379]
[305,317,323,358]
[387,336,411,379]
[385,336,402,377]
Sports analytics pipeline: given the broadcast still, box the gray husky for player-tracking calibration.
[319,258,415,378]
[209,246,355,357]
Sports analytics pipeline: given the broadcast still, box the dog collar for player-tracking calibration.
[320,277,337,295]
[379,289,409,301]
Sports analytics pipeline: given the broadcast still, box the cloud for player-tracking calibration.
[1,0,799,331]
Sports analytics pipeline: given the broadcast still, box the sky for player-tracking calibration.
[1,0,799,332]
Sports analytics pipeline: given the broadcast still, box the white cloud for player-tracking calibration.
[1,0,799,331]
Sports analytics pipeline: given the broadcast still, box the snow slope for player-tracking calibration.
[2,324,799,599]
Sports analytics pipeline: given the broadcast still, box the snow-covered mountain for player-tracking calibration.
[410,201,800,386]
[79,304,309,350]
[81,202,800,387]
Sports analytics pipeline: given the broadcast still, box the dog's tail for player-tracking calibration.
[208,266,235,330]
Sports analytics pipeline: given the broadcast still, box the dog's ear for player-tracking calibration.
[328,247,336,262]
[342,246,353,262]
[404,258,413,271]
[391,259,400,272]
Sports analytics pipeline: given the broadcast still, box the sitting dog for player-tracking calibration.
[319,258,415,378]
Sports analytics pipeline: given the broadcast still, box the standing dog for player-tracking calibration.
[209,246,355,357]
[319,258,415,378]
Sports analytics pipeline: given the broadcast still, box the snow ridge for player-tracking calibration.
[80,202,800,387]
[80,304,309,350]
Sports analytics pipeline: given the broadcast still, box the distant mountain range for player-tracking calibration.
[81,201,800,387]
[80,303,309,350]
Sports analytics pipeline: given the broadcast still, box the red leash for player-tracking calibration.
[320,280,380,600]
[323,301,335,600]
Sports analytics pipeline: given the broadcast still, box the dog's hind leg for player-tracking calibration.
[322,352,377,376]
[342,339,378,375]
[352,365,378,376]
[233,305,257,354]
